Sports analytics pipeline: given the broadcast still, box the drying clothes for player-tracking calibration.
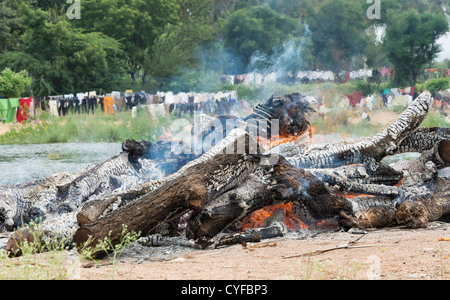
[17,97,32,124]
[165,92,174,105]
[104,97,114,114]
[0,98,8,124]
[115,96,126,110]
[146,94,154,105]
[49,100,58,116]
[345,91,363,108]
[88,97,95,114]
[7,98,20,123]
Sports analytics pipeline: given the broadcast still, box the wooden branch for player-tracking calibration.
[281,91,434,170]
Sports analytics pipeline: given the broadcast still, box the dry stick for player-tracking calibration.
[282,243,397,259]
[282,234,396,259]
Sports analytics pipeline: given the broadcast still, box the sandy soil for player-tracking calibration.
[79,222,450,280]
[0,123,13,135]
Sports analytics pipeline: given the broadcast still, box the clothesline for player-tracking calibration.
[344,86,419,109]
[220,69,376,85]
[0,97,32,124]
[0,90,247,123]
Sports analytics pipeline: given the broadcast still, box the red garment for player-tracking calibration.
[17,97,32,123]
[344,71,350,83]
[345,91,363,108]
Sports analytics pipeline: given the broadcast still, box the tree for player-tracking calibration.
[0,0,27,52]
[74,0,180,85]
[306,0,369,74]
[0,4,127,95]
[223,4,304,71]
[383,11,448,86]
[0,68,32,98]
[146,0,217,85]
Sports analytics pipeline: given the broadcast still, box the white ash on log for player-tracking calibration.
[2,91,450,257]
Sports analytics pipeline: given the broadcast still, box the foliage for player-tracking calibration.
[306,0,369,73]
[0,68,32,98]
[0,0,450,95]
[383,11,448,86]
[420,78,450,95]
[223,4,304,70]
[75,0,181,84]
[79,224,140,279]
[0,4,127,95]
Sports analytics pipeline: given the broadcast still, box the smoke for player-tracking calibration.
[162,22,314,98]
[248,25,312,84]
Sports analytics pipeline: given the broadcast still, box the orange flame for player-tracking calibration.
[339,193,375,199]
[395,178,404,187]
[257,134,302,148]
[241,202,308,231]
[159,127,174,142]
[308,126,316,139]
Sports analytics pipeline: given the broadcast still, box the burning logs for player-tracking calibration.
[2,91,450,257]
[280,91,435,171]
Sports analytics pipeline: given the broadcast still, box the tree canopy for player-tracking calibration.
[0,0,449,94]
[0,68,32,98]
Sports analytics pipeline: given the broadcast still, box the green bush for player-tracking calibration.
[423,78,450,94]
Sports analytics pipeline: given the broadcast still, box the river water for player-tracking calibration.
[0,143,122,186]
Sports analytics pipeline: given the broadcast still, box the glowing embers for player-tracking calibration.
[240,202,308,231]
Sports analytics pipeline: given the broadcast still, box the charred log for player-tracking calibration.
[280,91,434,170]
[1,90,449,258]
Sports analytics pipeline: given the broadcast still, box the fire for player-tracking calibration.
[339,192,375,199]
[159,126,174,142]
[241,202,308,231]
[395,178,404,187]
[308,126,316,139]
[257,134,302,148]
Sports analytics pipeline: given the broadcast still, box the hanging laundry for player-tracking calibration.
[344,71,350,83]
[7,98,20,123]
[49,99,58,116]
[17,97,32,124]
[0,98,8,124]
[104,97,114,114]
[345,91,363,108]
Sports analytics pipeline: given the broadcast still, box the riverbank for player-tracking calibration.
[1,106,448,145]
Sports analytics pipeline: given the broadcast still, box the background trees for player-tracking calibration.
[0,0,448,94]
[383,12,448,86]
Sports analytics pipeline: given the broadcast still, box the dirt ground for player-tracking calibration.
[79,222,450,280]
[0,123,13,135]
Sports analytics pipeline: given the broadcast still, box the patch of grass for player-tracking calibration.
[0,223,141,280]
[421,111,449,128]
[0,108,180,145]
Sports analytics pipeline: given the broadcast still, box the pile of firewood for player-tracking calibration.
[1,91,449,257]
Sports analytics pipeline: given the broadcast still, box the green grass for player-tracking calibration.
[0,107,185,145]
[0,224,140,280]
